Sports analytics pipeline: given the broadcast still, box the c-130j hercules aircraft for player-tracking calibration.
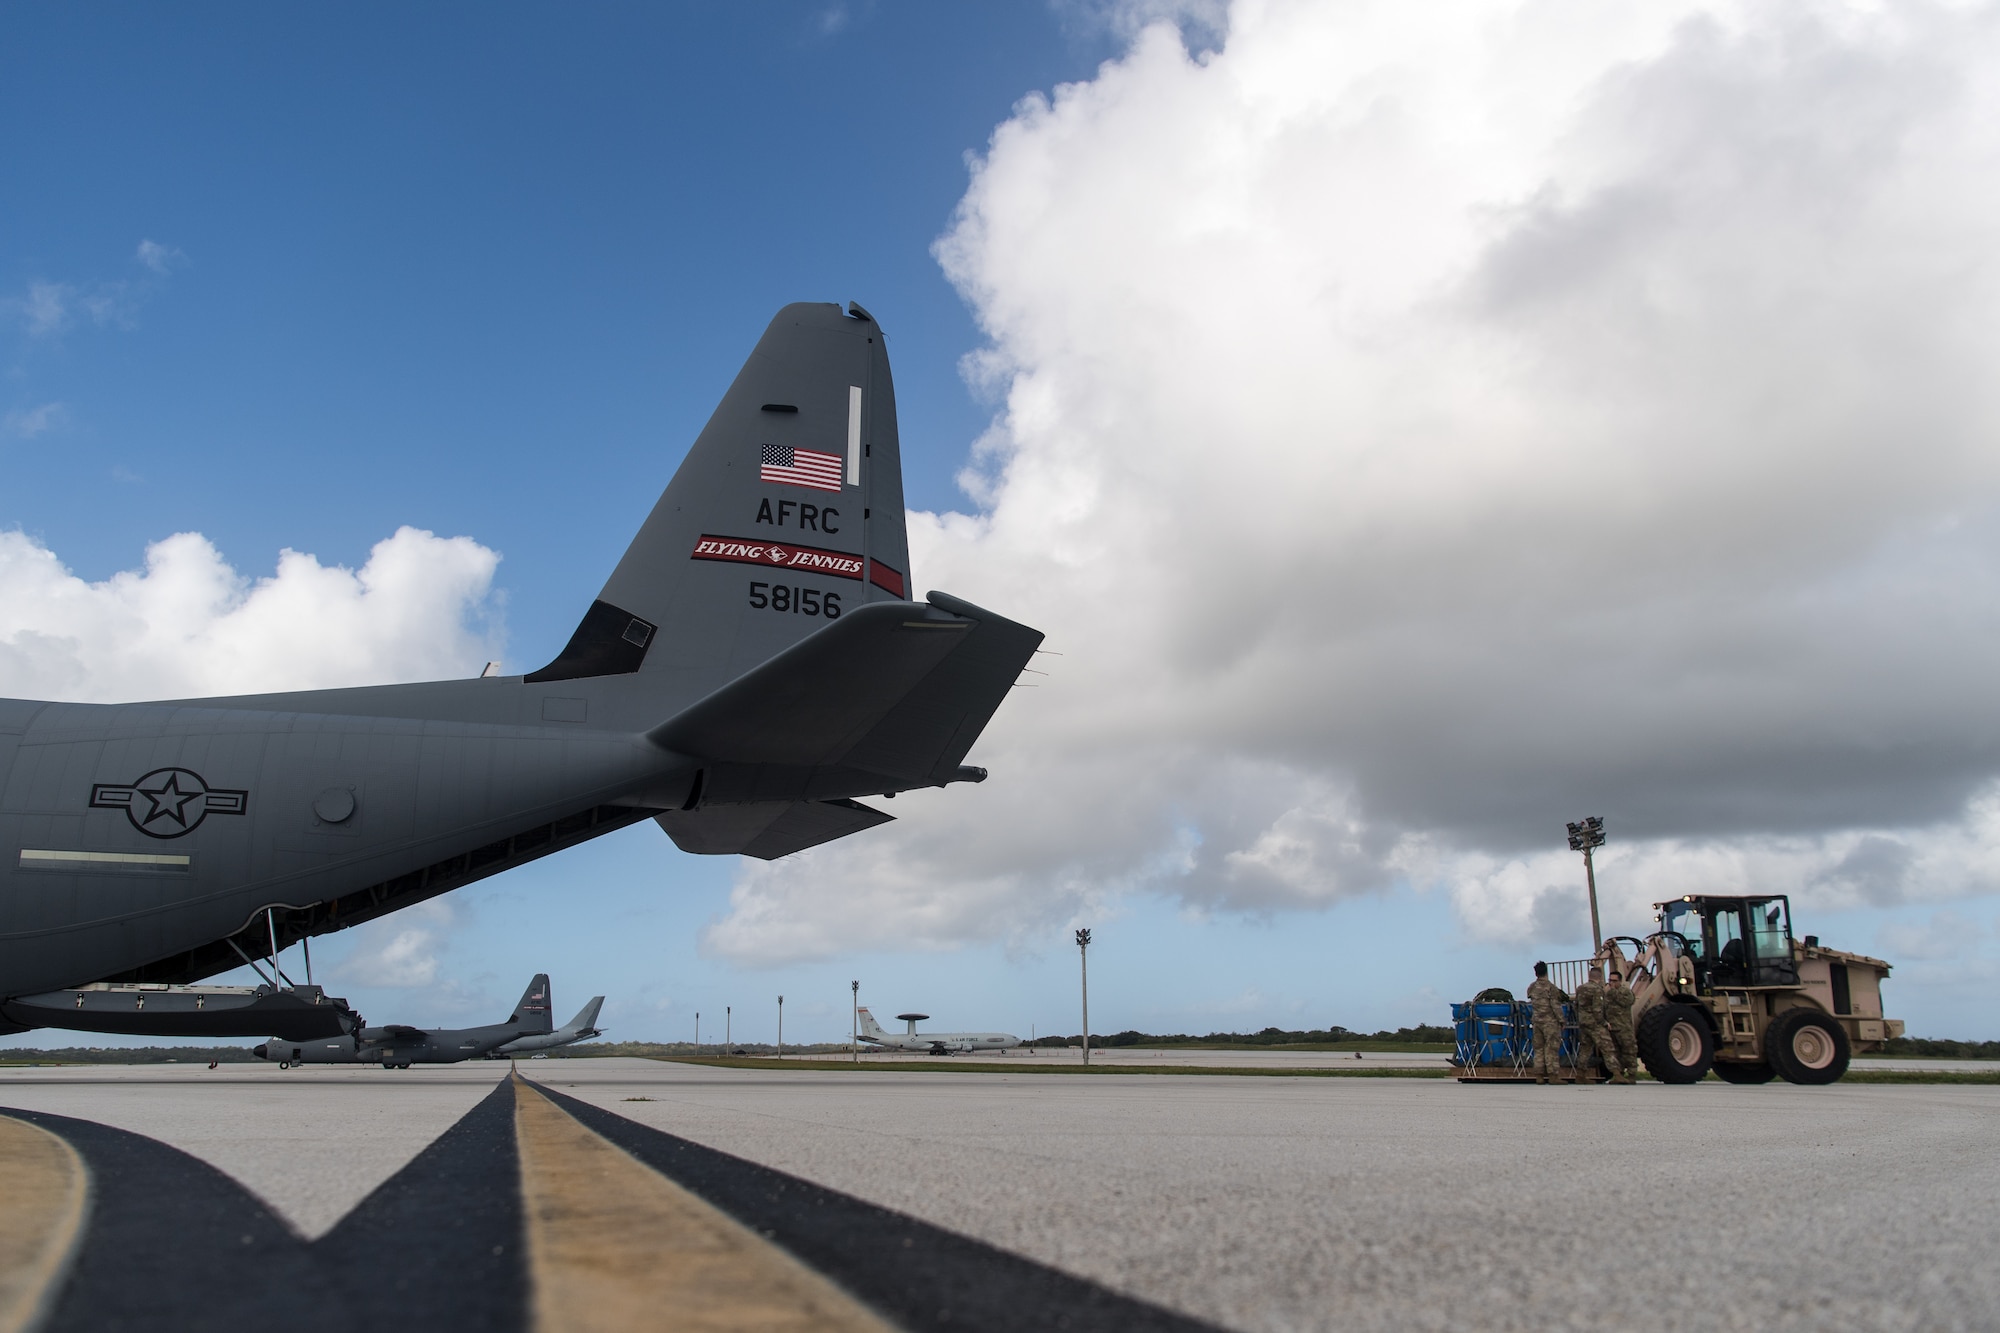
[0,302,1043,1038]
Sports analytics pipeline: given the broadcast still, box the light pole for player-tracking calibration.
[1567,817,1607,952]
[1076,928,1092,1066]
[726,1005,731,1053]
[777,995,784,1059]
[851,980,859,1064]
[695,1011,699,1054]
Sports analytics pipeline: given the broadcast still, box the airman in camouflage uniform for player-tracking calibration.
[1604,967,1639,1083]
[1526,961,1565,1084]
[1572,965,1612,1085]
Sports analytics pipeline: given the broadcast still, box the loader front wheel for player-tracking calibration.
[1768,1009,1850,1085]
[1638,1004,1714,1084]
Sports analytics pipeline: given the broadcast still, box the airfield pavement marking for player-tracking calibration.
[0,1063,498,1237]
[0,1065,1213,1333]
[529,1079,1217,1333]
[0,1116,87,1333]
[15,1057,1996,1331]
[2,1084,528,1333]
[540,1058,2000,1333]
[512,1074,894,1333]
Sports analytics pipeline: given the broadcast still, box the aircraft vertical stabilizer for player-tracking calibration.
[0,300,1040,1010]
[568,995,604,1035]
[509,974,554,1033]
[529,303,911,712]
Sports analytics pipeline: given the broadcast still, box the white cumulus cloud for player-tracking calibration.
[1,403,66,439]
[5,240,190,339]
[134,239,188,276]
[332,900,460,989]
[0,526,504,703]
[706,0,2000,963]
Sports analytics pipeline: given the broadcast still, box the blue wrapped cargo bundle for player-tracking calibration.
[1452,1000,1534,1066]
[1453,990,1588,1080]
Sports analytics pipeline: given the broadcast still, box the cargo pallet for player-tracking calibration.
[1452,969,1609,1083]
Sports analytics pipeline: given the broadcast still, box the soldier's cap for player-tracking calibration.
[1533,961,1548,976]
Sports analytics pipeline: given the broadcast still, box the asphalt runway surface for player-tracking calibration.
[2,1059,1995,1332]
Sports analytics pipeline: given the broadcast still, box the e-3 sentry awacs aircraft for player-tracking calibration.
[857,1006,1020,1055]
[0,302,1043,1037]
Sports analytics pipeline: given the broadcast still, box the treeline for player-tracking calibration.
[15,1027,1986,1064]
[1881,1036,2000,1059]
[0,1046,259,1063]
[1024,1025,1458,1048]
[541,1041,855,1059]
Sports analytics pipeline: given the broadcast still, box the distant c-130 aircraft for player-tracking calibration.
[0,302,1042,1036]
[252,975,605,1068]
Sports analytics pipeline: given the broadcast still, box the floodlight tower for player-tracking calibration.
[1076,928,1092,1066]
[777,995,784,1060]
[1566,816,1607,951]
[851,980,859,1064]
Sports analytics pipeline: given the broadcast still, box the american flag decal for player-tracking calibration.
[760,443,844,493]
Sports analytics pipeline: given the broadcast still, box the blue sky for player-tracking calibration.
[8,2,2000,1046]
[1,5,1100,616]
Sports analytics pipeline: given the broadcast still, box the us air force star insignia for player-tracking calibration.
[90,767,250,839]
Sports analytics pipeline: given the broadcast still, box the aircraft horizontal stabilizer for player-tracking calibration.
[648,591,1043,791]
[654,796,893,860]
[0,302,1047,1016]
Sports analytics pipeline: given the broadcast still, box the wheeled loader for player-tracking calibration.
[1603,894,1900,1084]
[1455,893,1900,1084]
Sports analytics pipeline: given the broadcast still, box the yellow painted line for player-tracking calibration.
[0,1116,89,1333]
[512,1075,893,1333]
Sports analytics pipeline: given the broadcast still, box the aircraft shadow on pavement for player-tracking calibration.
[2,1077,1217,1333]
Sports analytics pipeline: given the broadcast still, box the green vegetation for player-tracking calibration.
[0,1045,258,1065]
[1020,1025,1456,1052]
[537,1028,1460,1058]
[3,1031,1990,1075]
[537,1041,851,1060]
[1878,1036,2000,1060]
[661,1055,1457,1078]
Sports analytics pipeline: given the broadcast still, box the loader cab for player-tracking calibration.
[1657,895,1800,990]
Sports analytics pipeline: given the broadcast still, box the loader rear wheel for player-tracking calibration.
[1638,1004,1714,1084]
[1712,1060,1777,1084]
[1768,1009,1849,1085]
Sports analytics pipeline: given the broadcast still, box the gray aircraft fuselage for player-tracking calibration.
[256,972,554,1068]
[856,1007,1020,1055]
[492,996,603,1057]
[0,303,1043,1032]
[259,1026,519,1069]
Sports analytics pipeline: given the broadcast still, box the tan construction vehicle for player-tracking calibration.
[1599,893,1902,1084]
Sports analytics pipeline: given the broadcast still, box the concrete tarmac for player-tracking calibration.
[0,1064,493,1237]
[823,1045,1999,1072]
[4,1058,1995,1331]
